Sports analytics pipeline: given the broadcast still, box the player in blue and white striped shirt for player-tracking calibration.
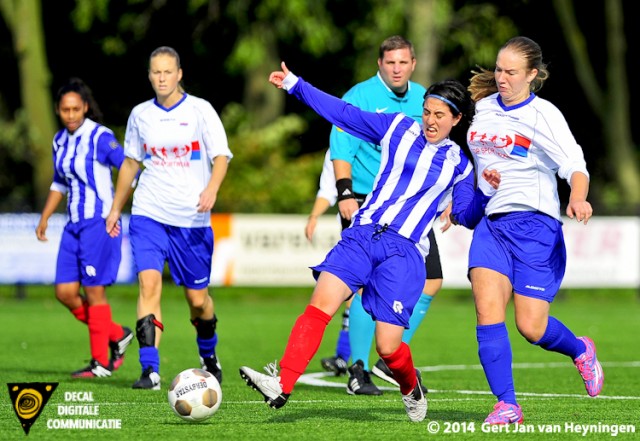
[240,63,501,423]
[36,78,132,379]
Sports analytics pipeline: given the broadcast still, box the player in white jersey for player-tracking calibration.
[36,78,133,379]
[239,63,501,423]
[106,46,232,390]
[465,36,603,425]
[305,149,338,242]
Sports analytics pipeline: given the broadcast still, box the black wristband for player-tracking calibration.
[336,178,356,201]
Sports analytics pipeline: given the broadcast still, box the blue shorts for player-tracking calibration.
[129,215,213,289]
[468,211,566,302]
[312,224,425,328]
[56,218,122,286]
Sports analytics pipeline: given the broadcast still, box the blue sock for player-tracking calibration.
[336,330,351,361]
[335,308,351,361]
[533,316,585,359]
[139,346,160,373]
[197,333,218,358]
[348,294,375,370]
[477,323,516,405]
[402,293,433,344]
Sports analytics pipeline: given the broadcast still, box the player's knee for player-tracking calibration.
[55,286,78,306]
[375,340,400,357]
[136,314,164,347]
[188,295,209,312]
[515,320,544,343]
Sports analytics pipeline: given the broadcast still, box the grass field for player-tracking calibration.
[0,285,638,440]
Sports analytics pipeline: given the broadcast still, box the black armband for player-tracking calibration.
[336,178,356,201]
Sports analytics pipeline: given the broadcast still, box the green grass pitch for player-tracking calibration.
[0,285,638,440]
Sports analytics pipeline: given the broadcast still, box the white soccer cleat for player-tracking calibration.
[239,361,290,409]
[401,370,427,422]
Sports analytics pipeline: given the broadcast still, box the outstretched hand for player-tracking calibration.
[268,62,291,88]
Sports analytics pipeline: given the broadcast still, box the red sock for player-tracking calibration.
[380,342,417,394]
[87,305,112,366]
[109,322,124,343]
[279,305,331,393]
[70,303,88,324]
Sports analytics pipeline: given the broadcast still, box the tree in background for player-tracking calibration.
[0,0,56,210]
[553,0,639,210]
[0,0,637,213]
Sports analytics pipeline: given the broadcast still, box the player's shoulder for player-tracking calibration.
[343,75,378,97]
[181,94,221,119]
[184,94,215,109]
[84,117,111,133]
[408,80,427,95]
[529,94,564,116]
[53,128,67,146]
[129,98,156,118]
[475,92,499,110]
[442,140,472,169]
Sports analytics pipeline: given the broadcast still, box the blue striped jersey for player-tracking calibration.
[51,118,125,223]
[284,75,487,257]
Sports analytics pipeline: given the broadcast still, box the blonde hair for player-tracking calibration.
[468,36,550,102]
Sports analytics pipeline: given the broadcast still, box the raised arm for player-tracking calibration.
[268,62,392,146]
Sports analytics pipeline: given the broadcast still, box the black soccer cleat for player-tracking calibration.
[201,354,223,385]
[321,355,349,376]
[132,366,161,390]
[71,359,112,378]
[110,326,134,371]
[346,360,382,396]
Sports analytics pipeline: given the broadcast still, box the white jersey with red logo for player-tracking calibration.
[124,94,232,227]
[467,92,589,221]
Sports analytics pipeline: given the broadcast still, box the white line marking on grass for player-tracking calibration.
[298,361,640,400]
[418,360,640,371]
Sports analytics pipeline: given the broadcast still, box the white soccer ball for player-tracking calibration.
[167,368,222,422]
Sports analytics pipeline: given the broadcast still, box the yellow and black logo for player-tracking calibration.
[7,382,58,435]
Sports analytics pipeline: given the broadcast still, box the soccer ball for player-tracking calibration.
[167,368,222,422]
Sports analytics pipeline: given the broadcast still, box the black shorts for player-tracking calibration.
[340,192,443,280]
[425,229,443,280]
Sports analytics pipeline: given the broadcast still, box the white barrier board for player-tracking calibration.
[1,214,638,288]
[0,214,135,284]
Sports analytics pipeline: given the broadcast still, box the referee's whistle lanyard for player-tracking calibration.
[372,223,389,241]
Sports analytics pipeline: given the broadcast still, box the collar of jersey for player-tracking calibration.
[497,92,536,111]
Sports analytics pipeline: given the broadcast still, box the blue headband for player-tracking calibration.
[425,94,460,114]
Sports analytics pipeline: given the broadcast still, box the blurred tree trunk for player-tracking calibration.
[240,24,283,128]
[0,0,56,209]
[553,0,640,206]
[407,0,439,87]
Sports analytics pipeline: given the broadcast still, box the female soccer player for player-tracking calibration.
[240,62,500,422]
[36,77,133,378]
[466,36,603,424]
[105,46,232,390]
